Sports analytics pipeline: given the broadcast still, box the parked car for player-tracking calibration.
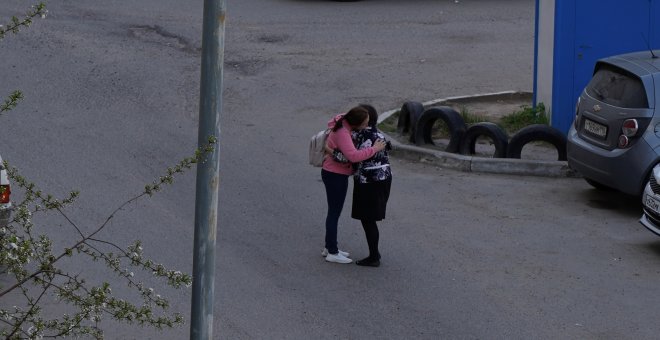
[641,164,660,235]
[0,154,12,228]
[567,50,660,196]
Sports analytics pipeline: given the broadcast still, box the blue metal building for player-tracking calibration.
[534,0,660,134]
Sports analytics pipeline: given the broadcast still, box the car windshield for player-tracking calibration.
[586,64,649,109]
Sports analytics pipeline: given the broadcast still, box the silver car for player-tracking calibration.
[641,164,660,235]
[0,154,12,228]
[567,50,660,196]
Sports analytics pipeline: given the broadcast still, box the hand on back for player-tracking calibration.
[373,139,387,152]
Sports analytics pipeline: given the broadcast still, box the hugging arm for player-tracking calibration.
[332,149,350,163]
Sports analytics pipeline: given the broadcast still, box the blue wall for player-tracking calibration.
[545,1,659,134]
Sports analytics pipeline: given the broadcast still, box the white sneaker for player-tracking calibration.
[321,248,350,257]
[325,252,353,264]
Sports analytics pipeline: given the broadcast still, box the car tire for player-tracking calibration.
[413,106,466,153]
[459,122,509,158]
[506,124,567,161]
[397,101,424,142]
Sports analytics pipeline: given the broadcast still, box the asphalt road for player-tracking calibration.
[2,0,660,339]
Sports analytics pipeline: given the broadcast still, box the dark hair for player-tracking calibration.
[359,104,378,127]
[332,106,369,132]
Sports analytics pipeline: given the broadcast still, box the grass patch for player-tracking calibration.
[459,106,491,125]
[378,110,399,133]
[499,103,548,133]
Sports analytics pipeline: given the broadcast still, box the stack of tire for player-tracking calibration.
[396,101,567,161]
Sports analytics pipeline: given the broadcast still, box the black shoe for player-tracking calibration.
[355,257,380,267]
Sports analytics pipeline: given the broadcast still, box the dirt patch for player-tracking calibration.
[441,91,533,121]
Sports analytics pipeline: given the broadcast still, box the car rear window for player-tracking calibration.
[585,64,649,109]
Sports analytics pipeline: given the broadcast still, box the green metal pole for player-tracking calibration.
[190,0,225,338]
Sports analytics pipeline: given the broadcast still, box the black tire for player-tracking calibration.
[584,178,614,191]
[413,106,466,153]
[506,124,567,161]
[459,122,509,158]
[396,101,424,143]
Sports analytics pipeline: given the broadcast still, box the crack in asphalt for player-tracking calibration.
[256,33,289,43]
[127,25,200,55]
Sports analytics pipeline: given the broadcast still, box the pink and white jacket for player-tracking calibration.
[322,114,377,175]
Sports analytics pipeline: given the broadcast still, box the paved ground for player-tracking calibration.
[4,1,660,339]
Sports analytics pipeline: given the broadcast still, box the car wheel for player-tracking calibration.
[459,122,509,158]
[413,106,466,153]
[584,178,614,191]
[506,124,567,160]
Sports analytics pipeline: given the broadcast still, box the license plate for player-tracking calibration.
[584,119,607,138]
[645,194,660,215]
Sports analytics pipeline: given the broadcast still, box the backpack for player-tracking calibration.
[309,128,330,167]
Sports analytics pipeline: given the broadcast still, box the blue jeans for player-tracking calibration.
[321,169,349,254]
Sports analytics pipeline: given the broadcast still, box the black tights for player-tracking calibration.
[361,220,380,259]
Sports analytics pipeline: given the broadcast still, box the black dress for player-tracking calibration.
[351,176,391,221]
[348,126,392,221]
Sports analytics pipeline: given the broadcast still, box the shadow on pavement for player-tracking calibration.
[577,186,642,219]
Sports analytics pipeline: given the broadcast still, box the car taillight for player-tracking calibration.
[622,119,639,137]
[617,119,640,148]
[0,185,10,204]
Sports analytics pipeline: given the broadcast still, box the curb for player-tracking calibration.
[379,91,581,178]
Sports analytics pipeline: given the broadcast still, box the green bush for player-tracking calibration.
[500,103,548,133]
